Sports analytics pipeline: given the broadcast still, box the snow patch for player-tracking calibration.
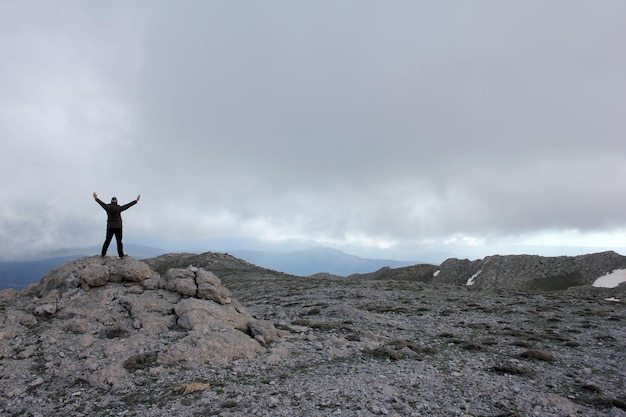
[466,270,481,286]
[592,269,626,288]
[604,297,621,303]
[433,269,440,277]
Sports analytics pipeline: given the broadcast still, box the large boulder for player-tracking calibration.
[174,297,249,331]
[165,266,233,303]
[37,256,160,296]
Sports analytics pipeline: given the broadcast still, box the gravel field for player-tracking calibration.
[1,257,625,417]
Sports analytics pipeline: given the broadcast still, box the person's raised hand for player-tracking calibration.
[93,192,98,199]
[137,194,141,202]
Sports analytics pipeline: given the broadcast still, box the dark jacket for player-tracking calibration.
[95,198,137,229]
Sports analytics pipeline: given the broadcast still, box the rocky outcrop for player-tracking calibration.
[345,251,626,292]
[348,264,438,281]
[35,256,161,295]
[143,251,274,276]
[0,256,280,392]
[432,250,626,290]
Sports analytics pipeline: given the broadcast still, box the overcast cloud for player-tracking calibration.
[1,1,626,261]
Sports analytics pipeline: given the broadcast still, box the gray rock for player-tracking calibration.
[248,319,282,344]
[165,268,197,296]
[34,303,57,316]
[108,259,158,283]
[197,282,232,304]
[37,256,158,296]
[195,269,222,286]
[79,264,109,287]
[174,297,249,331]
[164,266,235,303]
[18,313,37,327]
[0,288,18,305]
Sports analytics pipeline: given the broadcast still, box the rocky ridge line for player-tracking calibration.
[349,250,626,292]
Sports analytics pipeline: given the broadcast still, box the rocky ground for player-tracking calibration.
[1,253,625,417]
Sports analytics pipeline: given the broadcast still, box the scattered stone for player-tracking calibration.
[492,362,529,376]
[462,341,484,351]
[248,319,282,345]
[34,303,56,316]
[123,352,158,371]
[17,345,36,359]
[267,396,280,408]
[29,377,45,387]
[222,399,238,408]
[611,398,626,411]
[581,382,604,394]
[520,349,557,362]
[18,313,37,327]
[173,382,211,395]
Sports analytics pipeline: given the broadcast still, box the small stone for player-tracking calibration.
[495,399,511,409]
[173,382,211,395]
[17,345,36,359]
[149,366,165,376]
[492,362,529,375]
[34,303,57,316]
[19,314,38,327]
[581,383,603,394]
[79,335,96,348]
[520,349,556,362]
[248,320,282,344]
[29,377,45,387]
[6,388,24,398]
[267,396,280,408]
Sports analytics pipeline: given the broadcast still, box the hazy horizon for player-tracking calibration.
[8,239,626,266]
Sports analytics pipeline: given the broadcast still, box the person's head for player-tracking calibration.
[111,197,118,204]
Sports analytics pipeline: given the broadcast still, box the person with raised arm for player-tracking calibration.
[93,192,140,258]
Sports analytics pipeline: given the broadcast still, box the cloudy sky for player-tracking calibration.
[1,1,626,261]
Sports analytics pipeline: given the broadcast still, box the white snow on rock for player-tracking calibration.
[592,269,626,288]
[433,269,440,277]
[466,270,481,286]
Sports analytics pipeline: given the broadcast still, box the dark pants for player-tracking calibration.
[102,227,124,257]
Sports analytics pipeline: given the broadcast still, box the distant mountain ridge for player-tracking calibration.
[0,256,78,291]
[0,246,415,290]
[3,247,626,293]
[349,250,626,292]
[229,247,417,277]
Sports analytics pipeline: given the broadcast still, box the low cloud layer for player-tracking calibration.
[2,1,626,260]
